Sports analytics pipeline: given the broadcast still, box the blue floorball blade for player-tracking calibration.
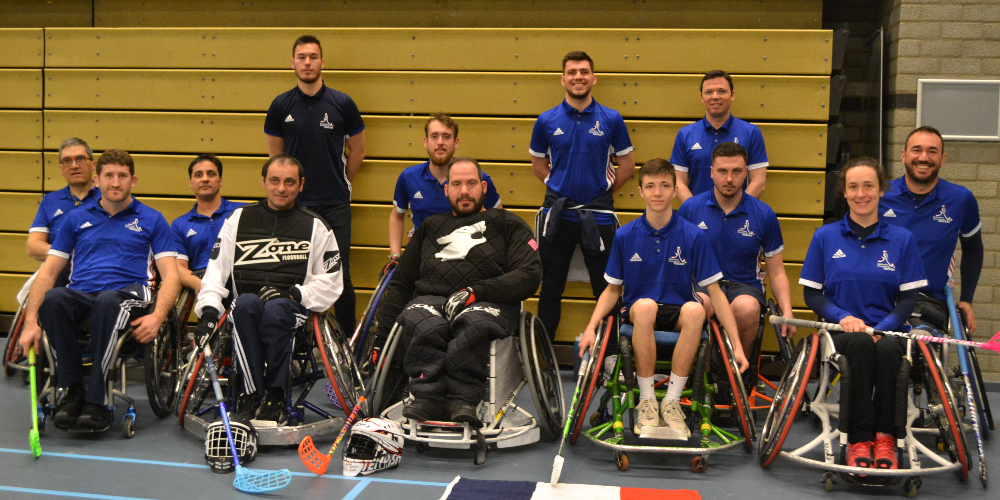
[233,465,292,494]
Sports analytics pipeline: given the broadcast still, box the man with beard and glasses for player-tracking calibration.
[879,126,983,334]
[529,51,635,341]
[374,157,542,424]
[264,34,366,334]
[677,143,795,361]
[387,114,502,264]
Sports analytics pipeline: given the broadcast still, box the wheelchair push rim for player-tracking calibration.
[520,311,564,441]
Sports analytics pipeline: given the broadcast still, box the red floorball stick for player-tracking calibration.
[298,396,366,475]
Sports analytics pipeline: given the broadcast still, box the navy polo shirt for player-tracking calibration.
[170,198,243,270]
[529,99,633,224]
[670,115,768,196]
[605,213,722,308]
[879,177,981,299]
[49,197,176,293]
[392,162,502,232]
[29,185,101,242]
[677,190,783,290]
[799,215,927,328]
[264,84,365,206]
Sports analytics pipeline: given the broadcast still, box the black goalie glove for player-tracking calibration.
[444,288,475,322]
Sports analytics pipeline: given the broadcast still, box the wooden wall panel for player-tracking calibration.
[0,193,43,232]
[0,233,37,273]
[0,151,43,192]
[0,29,44,67]
[0,111,43,150]
[0,69,43,108]
[0,273,31,312]
[0,2,91,28]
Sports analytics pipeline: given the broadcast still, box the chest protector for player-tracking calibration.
[231,203,317,295]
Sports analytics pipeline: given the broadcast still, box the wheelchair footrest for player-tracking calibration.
[638,427,690,441]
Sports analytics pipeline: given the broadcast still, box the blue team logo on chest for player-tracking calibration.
[668,247,687,266]
[876,250,896,271]
[737,220,755,237]
[319,113,335,130]
[932,205,953,223]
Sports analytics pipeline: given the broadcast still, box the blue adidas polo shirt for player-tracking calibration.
[879,177,981,300]
[29,186,100,242]
[605,213,723,308]
[529,99,633,224]
[170,198,243,270]
[799,215,927,328]
[392,161,502,231]
[264,84,366,206]
[670,115,768,196]
[677,190,783,290]
[49,197,176,293]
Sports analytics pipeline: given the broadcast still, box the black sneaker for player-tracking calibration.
[236,393,262,421]
[76,403,111,431]
[402,399,447,422]
[254,395,286,424]
[447,400,481,427]
[54,385,86,429]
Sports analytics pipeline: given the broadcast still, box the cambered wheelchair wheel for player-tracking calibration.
[315,314,365,413]
[711,321,755,449]
[3,300,27,376]
[917,340,970,481]
[767,299,794,364]
[570,316,612,444]
[759,333,818,467]
[354,266,395,375]
[366,323,407,418]
[145,309,182,418]
[177,327,230,427]
[520,311,564,441]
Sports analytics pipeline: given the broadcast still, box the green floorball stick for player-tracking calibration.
[28,346,41,459]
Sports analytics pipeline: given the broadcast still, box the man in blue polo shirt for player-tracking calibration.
[671,70,768,203]
[388,113,502,258]
[578,159,744,438]
[530,50,635,339]
[879,126,983,334]
[677,143,796,360]
[170,154,243,293]
[19,149,180,432]
[265,34,366,332]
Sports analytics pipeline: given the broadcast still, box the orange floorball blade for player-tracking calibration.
[298,435,331,475]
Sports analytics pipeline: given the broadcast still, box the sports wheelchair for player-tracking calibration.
[567,313,755,473]
[178,307,364,446]
[758,321,970,497]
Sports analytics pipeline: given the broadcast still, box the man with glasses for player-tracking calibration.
[27,138,100,264]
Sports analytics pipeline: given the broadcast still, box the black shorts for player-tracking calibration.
[695,280,766,308]
[622,303,683,332]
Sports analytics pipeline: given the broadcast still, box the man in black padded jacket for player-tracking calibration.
[375,156,542,424]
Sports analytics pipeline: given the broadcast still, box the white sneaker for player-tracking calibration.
[659,398,691,438]
[634,398,660,434]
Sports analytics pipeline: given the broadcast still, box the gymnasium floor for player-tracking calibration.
[0,368,997,500]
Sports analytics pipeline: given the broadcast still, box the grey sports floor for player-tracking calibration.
[0,366,997,500]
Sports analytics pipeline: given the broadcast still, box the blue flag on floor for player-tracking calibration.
[439,476,701,500]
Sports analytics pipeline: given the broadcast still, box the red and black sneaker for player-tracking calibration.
[846,441,874,469]
[874,432,898,469]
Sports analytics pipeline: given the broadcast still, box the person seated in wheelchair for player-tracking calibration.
[677,142,796,360]
[800,157,927,470]
[18,149,181,431]
[578,158,746,438]
[374,156,542,424]
[194,154,343,425]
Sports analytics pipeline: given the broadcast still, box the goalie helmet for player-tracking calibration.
[205,413,258,474]
[343,418,404,477]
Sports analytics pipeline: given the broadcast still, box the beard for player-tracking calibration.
[429,150,453,167]
[450,194,485,216]
[905,161,940,187]
[566,87,592,100]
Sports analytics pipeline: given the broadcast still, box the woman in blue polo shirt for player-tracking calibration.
[799,157,927,471]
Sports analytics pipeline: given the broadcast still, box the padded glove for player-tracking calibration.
[444,288,475,321]
[195,307,220,343]
[257,286,283,302]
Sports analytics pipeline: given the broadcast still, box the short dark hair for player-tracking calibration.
[293,35,322,57]
[905,125,945,153]
[96,149,135,175]
[59,137,93,160]
[262,154,304,179]
[188,154,223,178]
[711,142,749,165]
[446,156,483,182]
[425,113,458,138]
[638,158,676,184]
[562,51,594,72]
[835,157,886,198]
[701,70,734,93]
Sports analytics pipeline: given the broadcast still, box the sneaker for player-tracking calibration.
[54,385,86,428]
[846,441,874,469]
[75,403,111,431]
[447,400,479,424]
[254,395,286,424]
[659,398,691,438]
[874,432,898,469]
[634,398,660,434]
[236,393,262,421]
[402,399,447,422]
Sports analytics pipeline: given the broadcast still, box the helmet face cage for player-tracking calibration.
[205,415,258,473]
[343,418,404,476]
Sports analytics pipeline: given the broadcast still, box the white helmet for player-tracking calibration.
[343,418,404,476]
[205,413,258,474]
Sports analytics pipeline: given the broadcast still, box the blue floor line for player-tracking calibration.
[340,478,371,500]
[0,485,155,500]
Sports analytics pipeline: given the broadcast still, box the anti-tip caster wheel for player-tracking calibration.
[415,442,430,452]
[903,477,921,498]
[121,413,135,439]
[590,411,604,428]
[691,455,708,473]
[615,451,629,471]
[473,429,486,465]
[37,411,45,437]
[821,471,836,492]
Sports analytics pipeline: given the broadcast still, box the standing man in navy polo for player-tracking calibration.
[170,154,243,293]
[879,126,983,334]
[265,34,366,331]
[19,149,180,432]
[671,70,768,203]
[388,113,502,259]
[677,143,795,360]
[529,51,635,339]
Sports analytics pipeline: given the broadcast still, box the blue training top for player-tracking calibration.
[29,185,101,243]
[392,161,502,232]
[670,115,768,197]
[170,198,244,270]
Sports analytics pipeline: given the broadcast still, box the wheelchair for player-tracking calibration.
[365,309,564,465]
[758,323,970,497]
[567,312,755,473]
[350,260,397,377]
[178,307,364,446]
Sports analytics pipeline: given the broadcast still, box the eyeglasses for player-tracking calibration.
[60,156,91,167]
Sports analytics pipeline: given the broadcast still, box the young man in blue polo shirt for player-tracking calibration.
[388,113,502,258]
[578,159,745,437]
[170,154,243,293]
[265,34,366,333]
[19,149,180,432]
[671,70,768,203]
[677,143,796,360]
[879,126,983,334]
[530,50,636,339]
